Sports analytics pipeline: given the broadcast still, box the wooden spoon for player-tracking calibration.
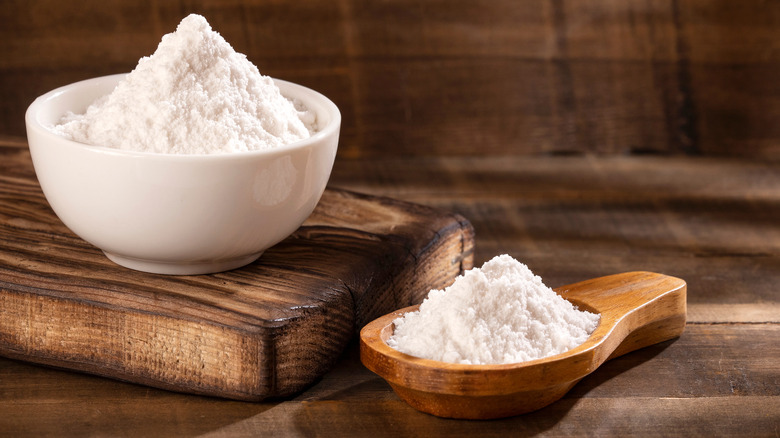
[359,271,686,419]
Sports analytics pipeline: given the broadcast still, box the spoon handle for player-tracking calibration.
[554,271,687,360]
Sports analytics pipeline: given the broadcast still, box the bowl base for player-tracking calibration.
[103,251,264,275]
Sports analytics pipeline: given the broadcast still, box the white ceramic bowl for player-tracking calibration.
[25,74,340,275]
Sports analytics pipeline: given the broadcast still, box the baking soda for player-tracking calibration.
[387,254,600,365]
[53,14,316,154]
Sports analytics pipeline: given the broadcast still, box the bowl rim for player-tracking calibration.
[25,73,341,161]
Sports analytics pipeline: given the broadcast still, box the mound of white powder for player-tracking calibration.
[53,14,316,154]
[387,254,600,365]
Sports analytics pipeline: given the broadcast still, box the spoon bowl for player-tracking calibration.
[359,271,686,419]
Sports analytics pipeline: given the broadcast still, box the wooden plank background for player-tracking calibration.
[1,0,779,160]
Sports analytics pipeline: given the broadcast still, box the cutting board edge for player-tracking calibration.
[0,285,277,400]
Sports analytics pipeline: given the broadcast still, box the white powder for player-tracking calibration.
[387,254,600,365]
[53,14,317,154]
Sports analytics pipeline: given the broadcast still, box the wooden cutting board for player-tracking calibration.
[0,142,474,401]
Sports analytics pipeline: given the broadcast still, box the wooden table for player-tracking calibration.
[1,138,777,436]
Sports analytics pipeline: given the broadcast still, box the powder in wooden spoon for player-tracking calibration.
[387,254,600,365]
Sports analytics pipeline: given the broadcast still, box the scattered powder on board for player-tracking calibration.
[387,254,600,365]
[53,14,317,154]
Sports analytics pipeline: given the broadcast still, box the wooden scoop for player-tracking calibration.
[359,271,686,419]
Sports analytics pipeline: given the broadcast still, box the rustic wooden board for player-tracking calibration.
[0,143,475,401]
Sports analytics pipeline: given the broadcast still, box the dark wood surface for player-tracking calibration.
[1,139,777,436]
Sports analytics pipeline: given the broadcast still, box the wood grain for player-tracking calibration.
[328,155,780,305]
[0,141,475,401]
[1,317,776,437]
[2,1,779,159]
